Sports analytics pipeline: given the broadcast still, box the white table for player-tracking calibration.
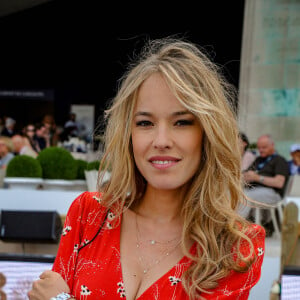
[0,189,82,215]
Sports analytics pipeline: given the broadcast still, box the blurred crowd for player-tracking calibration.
[239,132,300,176]
[1,112,299,179]
[238,132,300,235]
[0,113,92,169]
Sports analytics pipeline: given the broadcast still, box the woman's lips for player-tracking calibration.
[149,156,181,169]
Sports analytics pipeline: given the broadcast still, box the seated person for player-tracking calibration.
[24,124,40,153]
[1,117,16,137]
[239,132,256,172]
[64,113,79,137]
[33,123,51,151]
[11,134,38,158]
[42,114,60,146]
[240,134,290,225]
[0,136,15,169]
[288,143,300,175]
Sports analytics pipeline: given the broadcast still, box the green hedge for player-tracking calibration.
[85,160,100,171]
[6,155,42,178]
[37,147,78,180]
[76,159,88,179]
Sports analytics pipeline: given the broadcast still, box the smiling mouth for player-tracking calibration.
[149,159,181,169]
[151,160,178,164]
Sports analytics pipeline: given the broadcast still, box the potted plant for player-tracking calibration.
[37,147,87,191]
[76,159,88,180]
[4,155,43,189]
[84,160,111,192]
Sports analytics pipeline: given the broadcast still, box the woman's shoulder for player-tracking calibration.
[64,191,109,232]
[72,190,104,203]
[69,191,107,215]
[245,222,264,231]
[241,223,266,256]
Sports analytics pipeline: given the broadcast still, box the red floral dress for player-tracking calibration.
[52,191,265,299]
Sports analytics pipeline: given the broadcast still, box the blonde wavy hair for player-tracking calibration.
[98,38,256,299]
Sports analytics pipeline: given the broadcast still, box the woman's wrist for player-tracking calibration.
[50,292,74,300]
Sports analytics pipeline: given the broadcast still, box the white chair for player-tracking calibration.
[288,175,300,197]
[254,176,294,238]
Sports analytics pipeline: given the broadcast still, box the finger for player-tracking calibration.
[39,269,54,279]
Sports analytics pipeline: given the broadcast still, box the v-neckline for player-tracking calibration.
[116,211,195,299]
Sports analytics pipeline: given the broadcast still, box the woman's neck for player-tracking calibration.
[134,186,185,222]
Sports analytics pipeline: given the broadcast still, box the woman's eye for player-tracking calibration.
[136,120,153,127]
[175,119,194,126]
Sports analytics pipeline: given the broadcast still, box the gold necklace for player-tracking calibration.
[135,213,181,274]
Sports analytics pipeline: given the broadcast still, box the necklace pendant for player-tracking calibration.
[143,269,147,274]
[150,240,156,245]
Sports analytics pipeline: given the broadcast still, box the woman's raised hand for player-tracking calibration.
[28,270,71,300]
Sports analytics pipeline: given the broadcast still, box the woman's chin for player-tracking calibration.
[147,181,186,192]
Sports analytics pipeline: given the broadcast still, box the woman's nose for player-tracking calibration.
[152,125,173,149]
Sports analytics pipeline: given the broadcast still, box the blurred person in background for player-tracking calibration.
[239,132,256,172]
[1,117,17,137]
[12,134,37,158]
[63,112,79,138]
[24,123,40,153]
[0,136,15,169]
[42,114,60,146]
[34,123,51,152]
[288,143,300,175]
[0,116,4,133]
[240,134,289,227]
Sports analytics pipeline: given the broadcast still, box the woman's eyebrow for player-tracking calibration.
[172,110,192,116]
[134,111,152,117]
[134,110,192,117]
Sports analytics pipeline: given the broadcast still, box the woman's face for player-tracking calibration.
[131,73,203,192]
[26,125,35,138]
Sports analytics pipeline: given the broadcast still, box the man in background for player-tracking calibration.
[34,123,51,152]
[1,117,16,137]
[240,134,289,226]
[11,134,37,158]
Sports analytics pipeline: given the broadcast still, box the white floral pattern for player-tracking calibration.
[169,276,181,286]
[80,239,90,247]
[62,225,71,236]
[92,195,101,203]
[80,284,92,296]
[108,211,116,221]
[117,281,126,298]
[53,192,265,300]
[73,244,79,253]
[257,247,264,256]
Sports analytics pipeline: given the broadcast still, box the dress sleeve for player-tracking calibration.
[242,224,266,296]
[210,224,266,299]
[52,191,106,290]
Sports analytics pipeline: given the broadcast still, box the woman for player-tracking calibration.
[239,132,256,172]
[28,38,265,300]
[24,123,40,153]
